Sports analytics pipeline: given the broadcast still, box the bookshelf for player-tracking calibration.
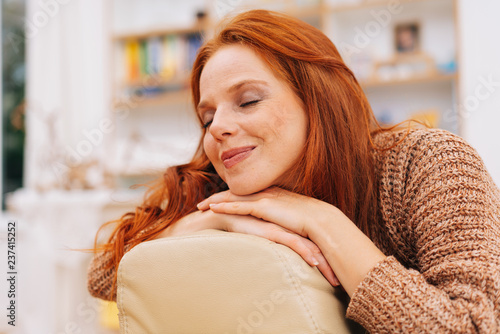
[325,0,438,13]
[112,27,204,106]
[108,6,210,181]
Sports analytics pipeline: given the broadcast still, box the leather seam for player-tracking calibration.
[133,231,282,249]
[271,243,322,333]
[117,260,128,333]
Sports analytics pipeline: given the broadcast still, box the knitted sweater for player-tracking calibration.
[87,128,500,333]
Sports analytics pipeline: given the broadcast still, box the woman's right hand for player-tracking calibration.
[154,209,339,286]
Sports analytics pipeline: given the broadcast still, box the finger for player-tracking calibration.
[266,229,340,286]
[316,254,340,287]
[210,200,303,236]
[228,221,320,267]
[197,188,280,211]
[299,238,340,287]
[197,190,231,211]
[199,190,263,211]
[209,202,257,217]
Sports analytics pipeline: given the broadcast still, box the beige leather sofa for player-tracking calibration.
[116,229,364,333]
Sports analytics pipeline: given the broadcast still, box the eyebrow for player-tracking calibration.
[197,79,269,112]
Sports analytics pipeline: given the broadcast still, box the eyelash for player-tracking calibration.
[202,120,212,129]
[240,99,260,108]
[202,100,260,129]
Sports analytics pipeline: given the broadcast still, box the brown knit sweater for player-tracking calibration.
[87,128,500,333]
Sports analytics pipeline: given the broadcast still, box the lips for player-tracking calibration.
[221,146,255,169]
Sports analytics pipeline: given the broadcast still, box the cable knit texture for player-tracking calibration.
[87,128,500,333]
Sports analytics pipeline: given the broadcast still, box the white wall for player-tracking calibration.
[0,4,3,208]
[458,0,500,186]
[23,0,112,191]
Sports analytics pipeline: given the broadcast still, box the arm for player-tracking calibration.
[87,244,118,301]
[87,219,163,301]
[202,130,500,333]
[345,130,500,333]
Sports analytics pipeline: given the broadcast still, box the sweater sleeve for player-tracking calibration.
[87,219,164,301]
[87,243,119,301]
[347,129,500,333]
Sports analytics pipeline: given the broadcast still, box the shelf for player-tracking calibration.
[112,21,210,41]
[113,88,192,109]
[121,74,188,86]
[282,5,323,18]
[326,0,440,13]
[361,72,457,88]
[112,168,164,178]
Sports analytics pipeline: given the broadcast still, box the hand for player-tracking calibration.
[197,187,343,241]
[197,188,342,286]
[155,208,340,286]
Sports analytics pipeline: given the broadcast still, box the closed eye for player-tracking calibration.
[202,120,212,129]
[240,100,260,108]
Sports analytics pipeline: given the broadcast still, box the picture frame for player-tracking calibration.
[394,22,420,54]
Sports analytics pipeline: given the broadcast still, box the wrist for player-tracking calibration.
[307,205,386,296]
[306,203,343,243]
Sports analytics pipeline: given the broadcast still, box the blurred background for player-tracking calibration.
[1,0,499,332]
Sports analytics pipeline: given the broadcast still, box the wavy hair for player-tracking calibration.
[94,9,383,297]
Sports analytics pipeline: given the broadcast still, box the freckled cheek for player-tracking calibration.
[263,115,286,140]
[203,136,218,165]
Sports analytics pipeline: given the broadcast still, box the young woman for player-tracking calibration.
[88,10,500,333]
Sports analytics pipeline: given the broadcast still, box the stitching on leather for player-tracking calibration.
[270,243,322,333]
[117,260,127,333]
[138,230,281,248]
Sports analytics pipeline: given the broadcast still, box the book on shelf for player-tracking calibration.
[125,40,140,82]
[120,32,203,97]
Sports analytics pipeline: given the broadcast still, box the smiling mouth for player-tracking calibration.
[221,146,255,169]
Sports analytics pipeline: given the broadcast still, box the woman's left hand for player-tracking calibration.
[197,187,341,241]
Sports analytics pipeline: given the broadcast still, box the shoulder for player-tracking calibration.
[371,127,500,266]
[371,128,489,182]
[373,127,476,160]
[372,126,500,218]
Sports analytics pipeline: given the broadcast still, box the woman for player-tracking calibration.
[88,10,500,333]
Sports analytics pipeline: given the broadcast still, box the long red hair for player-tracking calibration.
[94,9,382,298]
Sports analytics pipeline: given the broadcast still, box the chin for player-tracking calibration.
[226,181,268,196]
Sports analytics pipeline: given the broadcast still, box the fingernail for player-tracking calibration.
[197,200,206,210]
[311,257,320,266]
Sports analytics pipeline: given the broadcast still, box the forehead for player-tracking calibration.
[199,45,277,94]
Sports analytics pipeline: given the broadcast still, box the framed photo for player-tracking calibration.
[394,22,420,54]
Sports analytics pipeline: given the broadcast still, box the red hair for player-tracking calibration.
[94,9,382,298]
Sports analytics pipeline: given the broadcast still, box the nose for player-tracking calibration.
[208,106,238,141]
